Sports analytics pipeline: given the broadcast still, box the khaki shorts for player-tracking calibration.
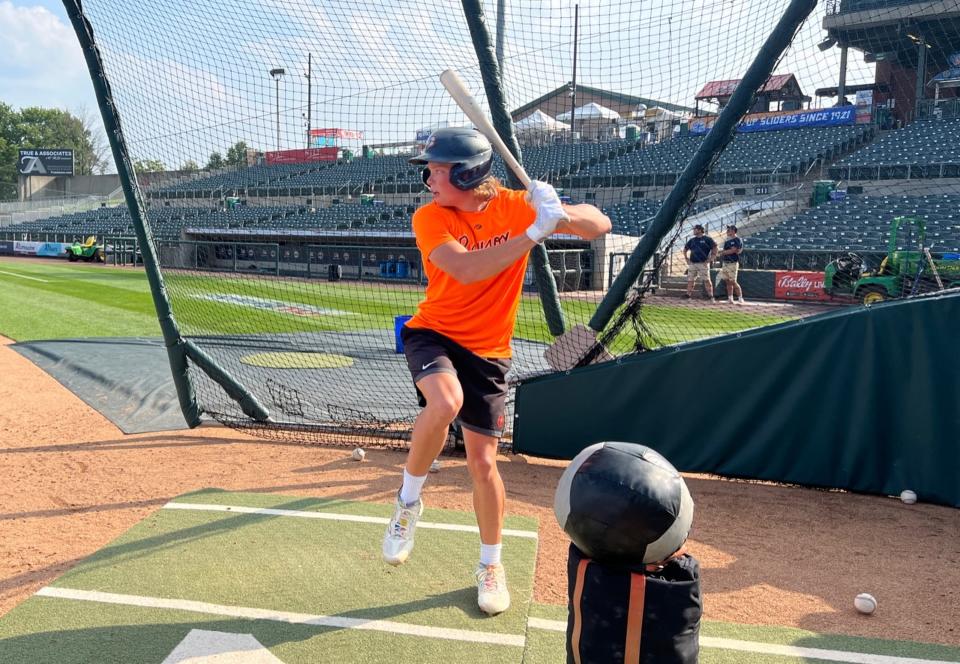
[687,262,710,282]
[720,262,740,281]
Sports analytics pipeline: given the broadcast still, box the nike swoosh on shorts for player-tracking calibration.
[422,360,438,370]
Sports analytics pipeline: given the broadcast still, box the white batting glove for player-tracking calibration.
[526,180,561,207]
[525,181,568,243]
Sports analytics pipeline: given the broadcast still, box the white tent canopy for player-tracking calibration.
[556,102,621,122]
[514,109,571,133]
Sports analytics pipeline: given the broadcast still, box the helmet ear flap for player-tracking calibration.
[420,167,431,186]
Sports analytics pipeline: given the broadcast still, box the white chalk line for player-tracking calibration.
[0,269,49,282]
[163,502,539,539]
[37,587,525,648]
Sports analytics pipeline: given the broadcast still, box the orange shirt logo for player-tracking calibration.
[406,188,535,358]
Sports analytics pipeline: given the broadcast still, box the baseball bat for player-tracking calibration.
[439,69,531,189]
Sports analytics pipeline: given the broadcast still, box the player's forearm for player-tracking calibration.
[556,204,611,240]
[442,234,538,284]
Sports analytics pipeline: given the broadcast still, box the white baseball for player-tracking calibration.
[351,447,366,461]
[900,490,917,504]
[854,593,877,615]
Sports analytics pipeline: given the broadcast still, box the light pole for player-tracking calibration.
[304,54,312,149]
[269,67,286,150]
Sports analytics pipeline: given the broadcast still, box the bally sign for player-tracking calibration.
[265,147,338,165]
[775,271,830,301]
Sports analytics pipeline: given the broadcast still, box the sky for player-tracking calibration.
[0,0,873,171]
[1,1,99,113]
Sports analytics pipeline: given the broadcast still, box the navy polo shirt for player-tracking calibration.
[722,237,743,263]
[684,235,715,263]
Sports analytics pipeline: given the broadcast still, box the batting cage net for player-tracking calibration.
[56,0,960,447]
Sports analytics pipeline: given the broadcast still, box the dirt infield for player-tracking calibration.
[1,336,958,647]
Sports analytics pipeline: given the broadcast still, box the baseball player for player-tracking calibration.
[383,127,611,615]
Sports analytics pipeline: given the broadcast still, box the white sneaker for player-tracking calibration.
[382,493,423,566]
[727,298,734,304]
[475,562,511,615]
[736,298,745,305]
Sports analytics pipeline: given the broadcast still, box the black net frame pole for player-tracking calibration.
[460,0,567,337]
[62,0,269,425]
[589,0,819,333]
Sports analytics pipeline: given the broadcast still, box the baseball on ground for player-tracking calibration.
[351,447,366,461]
[900,490,917,504]
[854,593,877,615]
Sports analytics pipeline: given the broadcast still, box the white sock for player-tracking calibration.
[480,543,502,566]
[399,468,427,506]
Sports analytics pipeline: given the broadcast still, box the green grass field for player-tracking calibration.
[0,257,790,345]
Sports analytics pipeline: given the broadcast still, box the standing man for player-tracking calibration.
[718,225,745,304]
[683,224,717,300]
[383,127,611,615]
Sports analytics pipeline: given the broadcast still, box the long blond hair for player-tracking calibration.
[472,176,501,204]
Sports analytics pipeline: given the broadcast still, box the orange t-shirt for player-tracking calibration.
[406,187,536,358]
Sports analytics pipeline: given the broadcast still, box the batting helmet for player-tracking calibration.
[409,127,493,190]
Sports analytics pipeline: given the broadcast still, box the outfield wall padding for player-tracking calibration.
[513,290,960,507]
[712,268,775,300]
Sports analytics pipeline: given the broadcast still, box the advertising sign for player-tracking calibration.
[309,128,363,147]
[264,147,339,165]
[689,106,855,136]
[308,128,363,140]
[854,90,874,124]
[0,240,13,255]
[17,149,75,176]
[775,271,831,301]
[13,241,70,257]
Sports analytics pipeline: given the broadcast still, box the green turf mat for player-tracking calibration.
[0,490,539,664]
[0,599,525,664]
[168,488,539,531]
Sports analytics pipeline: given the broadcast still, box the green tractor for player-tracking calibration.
[65,236,105,263]
[824,216,960,304]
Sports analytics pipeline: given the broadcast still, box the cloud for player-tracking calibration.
[0,1,95,111]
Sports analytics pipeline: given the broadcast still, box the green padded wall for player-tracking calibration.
[514,291,960,507]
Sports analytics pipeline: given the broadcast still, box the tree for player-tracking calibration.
[75,105,111,175]
[132,158,166,173]
[225,141,249,167]
[0,102,16,199]
[180,159,199,172]
[206,151,224,170]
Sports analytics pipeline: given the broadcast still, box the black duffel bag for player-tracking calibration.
[566,542,702,664]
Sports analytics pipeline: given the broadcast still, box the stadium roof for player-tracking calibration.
[512,84,695,118]
[814,82,890,98]
[695,74,803,101]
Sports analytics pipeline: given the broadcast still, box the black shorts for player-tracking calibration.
[400,326,511,437]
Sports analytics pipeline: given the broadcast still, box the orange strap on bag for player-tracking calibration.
[571,558,649,664]
[624,573,647,664]
[570,558,590,664]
